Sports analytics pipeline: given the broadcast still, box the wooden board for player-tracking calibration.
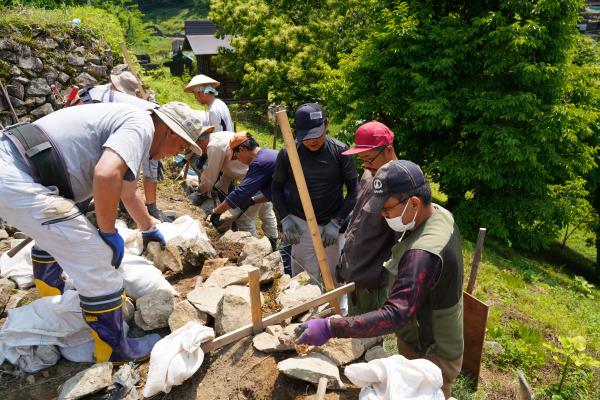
[462,291,489,387]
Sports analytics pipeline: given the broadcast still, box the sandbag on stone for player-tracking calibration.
[120,254,177,299]
[0,239,35,289]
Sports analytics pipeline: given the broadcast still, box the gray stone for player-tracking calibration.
[58,362,113,399]
[27,78,51,96]
[123,297,135,323]
[318,338,368,366]
[73,46,85,55]
[15,107,27,117]
[215,293,252,336]
[187,286,225,316]
[239,237,272,268]
[44,67,59,83]
[364,345,389,362]
[19,44,32,58]
[3,95,24,108]
[74,72,97,87]
[6,83,24,100]
[25,97,46,107]
[31,103,54,119]
[277,284,322,310]
[182,238,217,267]
[146,242,183,273]
[219,230,252,244]
[84,64,107,80]
[58,72,70,84]
[253,332,283,353]
[0,38,20,51]
[0,278,16,315]
[224,284,262,303]
[12,76,29,86]
[0,51,17,64]
[9,65,22,75]
[204,265,256,288]
[18,57,43,70]
[484,340,504,355]
[277,353,344,389]
[4,290,30,313]
[200,257,229,279]
[253,323,299,353]
[67,53,85,67]
[168,300,208,331]
[257,251,283,283]
[133,290,174,331]
[0,229,8,240]
[39,38,58,50]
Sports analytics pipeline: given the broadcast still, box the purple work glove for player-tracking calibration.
[295,318,333,346]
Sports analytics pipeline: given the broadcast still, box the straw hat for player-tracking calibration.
[184,74,220,93]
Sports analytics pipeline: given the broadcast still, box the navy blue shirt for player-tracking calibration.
[225,148,278,210]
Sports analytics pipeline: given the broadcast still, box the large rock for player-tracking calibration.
[277,284,322,309]
[146,243,183,273]
[75,72,97,87]
[318,338,369,366]
[84,63,108,80]
[214,293,251,335]
[187,286,225,316]
[0,278,16,316]
[364,345,389,362]
[18,56,43,70]
[253,324,299,353]
[168,300,208,331]
[58,362,113,399]
[6,83,24,100]
[58,72,70,84]
[257,251,283,283]
[31,103,54,119]
[133,290,174,331]
[67,53,85,66]
[204,265,256,288]
[219,230,252,244]
[200,257,229,279]
[182,238,217,267]
[239,236,272,267]
[277,353,344,389]
[27,78,51,96]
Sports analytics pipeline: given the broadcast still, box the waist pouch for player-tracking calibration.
[4,123,75,200]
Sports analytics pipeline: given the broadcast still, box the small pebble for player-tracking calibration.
[25,374,35,384]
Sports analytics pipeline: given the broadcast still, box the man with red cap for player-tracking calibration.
[339,121,398,315]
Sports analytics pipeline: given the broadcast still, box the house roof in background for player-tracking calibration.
[183,20,232,55]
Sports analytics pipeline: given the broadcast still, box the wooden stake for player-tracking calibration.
[0,79,19,124]
[466,228,486,294]
[248,268,263,334]
[201,282,355,353]
[119,42,147,99]
[315,377,328,400]
[275,110,340,314]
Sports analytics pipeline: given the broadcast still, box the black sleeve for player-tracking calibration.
[271,150,290,219]
[335,150,358,220]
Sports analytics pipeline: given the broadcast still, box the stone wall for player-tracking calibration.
[0,23,119,127]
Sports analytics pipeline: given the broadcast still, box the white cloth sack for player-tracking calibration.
[143,321,215,398]
[120,254,177,299]
[0,240,35,288]
[344,355,445,400]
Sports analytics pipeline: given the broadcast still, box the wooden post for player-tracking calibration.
[275,110,340,314]
[0,80,19,124]
[248,268,263,334]
[119,42,147,99]
[466,228,486,294]
[315,377,328,399]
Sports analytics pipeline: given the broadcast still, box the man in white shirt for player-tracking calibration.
[185,74,234,132]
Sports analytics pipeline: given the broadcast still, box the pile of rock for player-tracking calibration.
[0,24,117,126]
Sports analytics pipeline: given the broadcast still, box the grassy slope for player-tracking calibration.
[133,2,600,398]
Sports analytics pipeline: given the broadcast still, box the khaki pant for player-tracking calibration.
[396,338,463,399]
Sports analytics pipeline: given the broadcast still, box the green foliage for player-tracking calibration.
[208,0,370,106]
[543,336,600,396]
[323,0,599,249]
[572,275,595,299]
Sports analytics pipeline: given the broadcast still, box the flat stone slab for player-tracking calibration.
[187,286,225,316]
[204,265,256,288]
[364,345,389,362]
[168,299,209,331]
[277,353,344,389]
[58,362,112,399]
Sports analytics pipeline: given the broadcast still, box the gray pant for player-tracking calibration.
[289,215,340,285]
[236,202,278,239]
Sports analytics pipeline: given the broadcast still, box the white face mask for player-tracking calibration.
[385,201,418,233]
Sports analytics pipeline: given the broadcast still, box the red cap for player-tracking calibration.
[342,121,394,155]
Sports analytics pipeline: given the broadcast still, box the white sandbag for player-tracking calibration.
[0,240,35,289]
[3,345,60,373]
[116,219,143,255]
[156,215,210,247]
[344,355,444,400]
[120,254,177,299]
[143,321,215,398]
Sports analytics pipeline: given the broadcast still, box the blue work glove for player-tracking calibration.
[98,229,125,268]
[321,220,341,248]
[142,226,166,251]
[281,215,301,245]
[295,318,333,346]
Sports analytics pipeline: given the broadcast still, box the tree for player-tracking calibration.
[324,0,598,249]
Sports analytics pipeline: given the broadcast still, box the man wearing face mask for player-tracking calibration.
[339,121,398,315]
[294,160,464,398]
[271,103,358,284]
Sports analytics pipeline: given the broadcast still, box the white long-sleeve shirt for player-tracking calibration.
[209,98,234,132]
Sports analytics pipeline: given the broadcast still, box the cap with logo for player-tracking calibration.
[150,101,214,155]
[342,121,394,155]
[295,103,327,141]
[184,74,220,94]
[364,160,426,212]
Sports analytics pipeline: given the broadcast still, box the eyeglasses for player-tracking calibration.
[359,147,386,165]
[380,195,412,214]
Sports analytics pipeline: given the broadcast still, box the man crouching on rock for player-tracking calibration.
[0,101,210,363]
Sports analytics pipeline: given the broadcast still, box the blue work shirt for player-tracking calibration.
[225,148,278,210]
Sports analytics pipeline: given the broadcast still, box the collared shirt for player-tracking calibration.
[225,148,278,209]
[199,131,248,194]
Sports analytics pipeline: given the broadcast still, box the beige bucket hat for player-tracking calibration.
[184,74,220,93]
[110,71,139,97]
[151,102,214,155]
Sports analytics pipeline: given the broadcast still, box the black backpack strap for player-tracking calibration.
[77,87,101,104]
[5,123,75,200]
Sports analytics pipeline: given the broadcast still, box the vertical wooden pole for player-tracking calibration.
[466,228,486,294]
[119,42,147,99]
[248,268,263,334]
[315,377,328,399]
[0,80,19,124]
[275,110,340,314]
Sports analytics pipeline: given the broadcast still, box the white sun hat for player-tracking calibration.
[184,74,220,93]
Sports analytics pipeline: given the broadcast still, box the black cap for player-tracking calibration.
[295,103,327,141]
[364,160,426,212]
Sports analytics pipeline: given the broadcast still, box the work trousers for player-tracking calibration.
[396,338,463,398]
[0,138,121,298]
[288,215,341,285]
[236,202,278,239]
